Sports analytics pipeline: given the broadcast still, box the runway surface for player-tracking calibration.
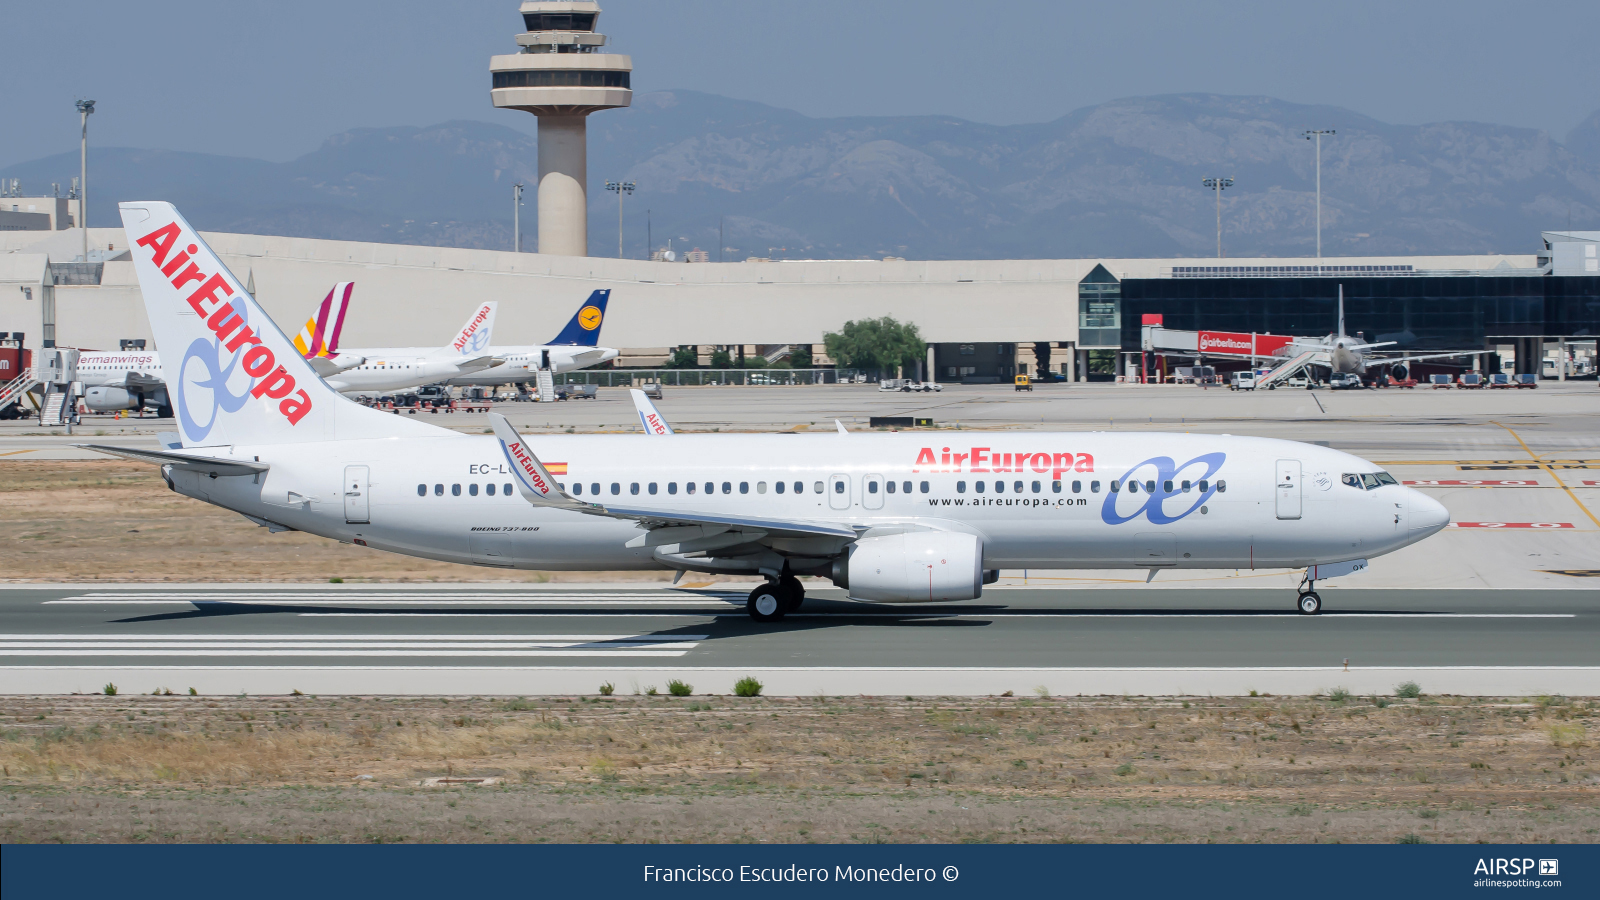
[3,584,1596,696]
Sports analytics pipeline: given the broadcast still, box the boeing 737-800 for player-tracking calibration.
[88,202,1451,621]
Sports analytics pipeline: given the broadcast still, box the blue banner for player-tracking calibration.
[3,843,1593,899]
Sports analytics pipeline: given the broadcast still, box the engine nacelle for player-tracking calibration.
[1389,363,1409,382]
[84,385,141,411]
[836,531,984,602]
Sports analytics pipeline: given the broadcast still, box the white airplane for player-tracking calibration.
[88,202,1452,622]
[1284,288,1474,381]
[444,289,620,387]
[320,301,502,394]
[78,348,169,416]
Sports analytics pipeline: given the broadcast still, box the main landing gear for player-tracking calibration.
[1296,574,1322,615]
[747,576,804,622]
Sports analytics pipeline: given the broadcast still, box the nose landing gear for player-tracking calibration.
[1296,573,1322,615]
[746,575,805,622]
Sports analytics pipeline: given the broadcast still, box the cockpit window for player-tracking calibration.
[1360,473,1381,490]
[1341,473,1362,489]
[1373,472,1398,487]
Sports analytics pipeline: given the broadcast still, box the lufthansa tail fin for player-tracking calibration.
[293,283,353,359]
[445,302,497,356]
[120,202,438,448]
[547,290,610,346]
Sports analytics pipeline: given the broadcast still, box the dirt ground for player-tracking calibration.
[0,460,679,583]
[2,693,1594,844]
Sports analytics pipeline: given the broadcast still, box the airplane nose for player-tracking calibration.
[1408,490,1450,537]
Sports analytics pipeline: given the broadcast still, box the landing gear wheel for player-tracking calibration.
[778,576,805,613]
[747,583,786,622]
[1297,591,1322,615]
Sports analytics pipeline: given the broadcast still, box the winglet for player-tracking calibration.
[835,420,848,434]
[489,412,587,509]
[631,389,674,435]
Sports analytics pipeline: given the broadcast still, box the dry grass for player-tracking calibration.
[0,460,676,583]
[2,694,1595,843]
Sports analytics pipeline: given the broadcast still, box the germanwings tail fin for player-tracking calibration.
[547,290,610,346]
[445,302,497,356]
[293,282,353,359]
[120,202,439,447]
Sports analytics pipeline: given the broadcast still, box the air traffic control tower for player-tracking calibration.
[490,2,632,257]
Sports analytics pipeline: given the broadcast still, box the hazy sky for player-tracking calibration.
[6,0,1598,166]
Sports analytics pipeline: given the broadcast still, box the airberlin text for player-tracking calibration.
[136,222,312,426]
[915,447,1093,481]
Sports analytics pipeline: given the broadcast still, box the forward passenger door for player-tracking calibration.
[828,474,851,510]
[862,474,884,510]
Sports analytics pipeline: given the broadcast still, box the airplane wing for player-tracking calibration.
[630,389,673,435]
[74,444,269,477]
[489,413,854,540]
[1359,350,1477,369]
[306,354,365,377]
[458,354,505,373]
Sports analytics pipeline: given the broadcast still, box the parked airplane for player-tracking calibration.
[1285,288,1473,381]
[89,202,1451,622]
[443,290,620,387]
[317,301,502,394]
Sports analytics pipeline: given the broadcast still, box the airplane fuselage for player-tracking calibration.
[169,432,1447,586]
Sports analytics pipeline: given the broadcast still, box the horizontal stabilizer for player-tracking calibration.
[75,443,269,477]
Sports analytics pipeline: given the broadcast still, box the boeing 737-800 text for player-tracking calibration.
[88,202,1450,620]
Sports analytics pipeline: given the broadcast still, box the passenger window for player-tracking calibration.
[833,480,844,494]
[611,483,621,495]
[1016,481,1024,493]
[487,483,496,496]
[1181,480,1191,492]
[885,481,896,493]
[723,482,733,494]
[903,481,912,494]
[1032,481,1041,493]
[739,482,749,494]
[757,482,767,494]
[1163,480,1173,493]
[1052,480,1062,493]
[686,482,696,494]
[1072,480,1081,493]
[775,481,785,494]
[1146,481,1156,494]
[975,481,985,493]
[630,483,640,495]
[648,483,657,495]
[868,481,878,494]
[705,482,714,494]
[1199,480,1209,492]
[1126,481,1137,494]
[814,482,823,494]
[956,481,967,493]
[451,484,461,497]
[591,483,600,495]
[920,481,929,493]
[573,483,583,495]
[668,482,678,495]
[416,484,426,497]
[1340,474,1360,489]
[1110,481,1120,493]
[469,483,479,496]
[1091,481,1101,493]
[1217,480,1227,492]
[434,484,443,496]
[504,483,512,496]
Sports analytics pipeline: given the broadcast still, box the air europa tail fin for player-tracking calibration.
[119,202,438,447]
[293,282,353,359]
[445,302,497,356]
[547,289,610,346]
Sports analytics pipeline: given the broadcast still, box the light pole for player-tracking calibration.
[1304,129,1334,258]
[604,181,634,259]
[75,99,94,263]
[512,182,524,252]
[1201,177,1233,258]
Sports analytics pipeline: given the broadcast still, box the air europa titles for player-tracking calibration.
[452,306,493,352]
[914,447,1093,481]
[135,222,312,426]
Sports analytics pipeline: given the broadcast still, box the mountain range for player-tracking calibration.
[5,91,1598,260]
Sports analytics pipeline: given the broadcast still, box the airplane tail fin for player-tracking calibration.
[547,289,610,346]
[1337,285,1345,338]
[119,202,439,447]
[445,302,497,356]
[292,282,353,359]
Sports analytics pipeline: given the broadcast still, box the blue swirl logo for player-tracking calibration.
[461,326,491,354]
[1100,452,1226,525]
[176,298,256,443]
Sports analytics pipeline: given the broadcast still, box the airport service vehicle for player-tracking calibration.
[1513,374,1538,388]
[1329,373,1364,390]
[879,379,941,393]
[1229,372,1256,391]
[1014,374,1032,391]
[444,292,620,388]
[91,202,1452,620]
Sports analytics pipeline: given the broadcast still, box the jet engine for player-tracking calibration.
[1389,363,1409,382]
[84,385,141,412]
[831,531,984,602]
